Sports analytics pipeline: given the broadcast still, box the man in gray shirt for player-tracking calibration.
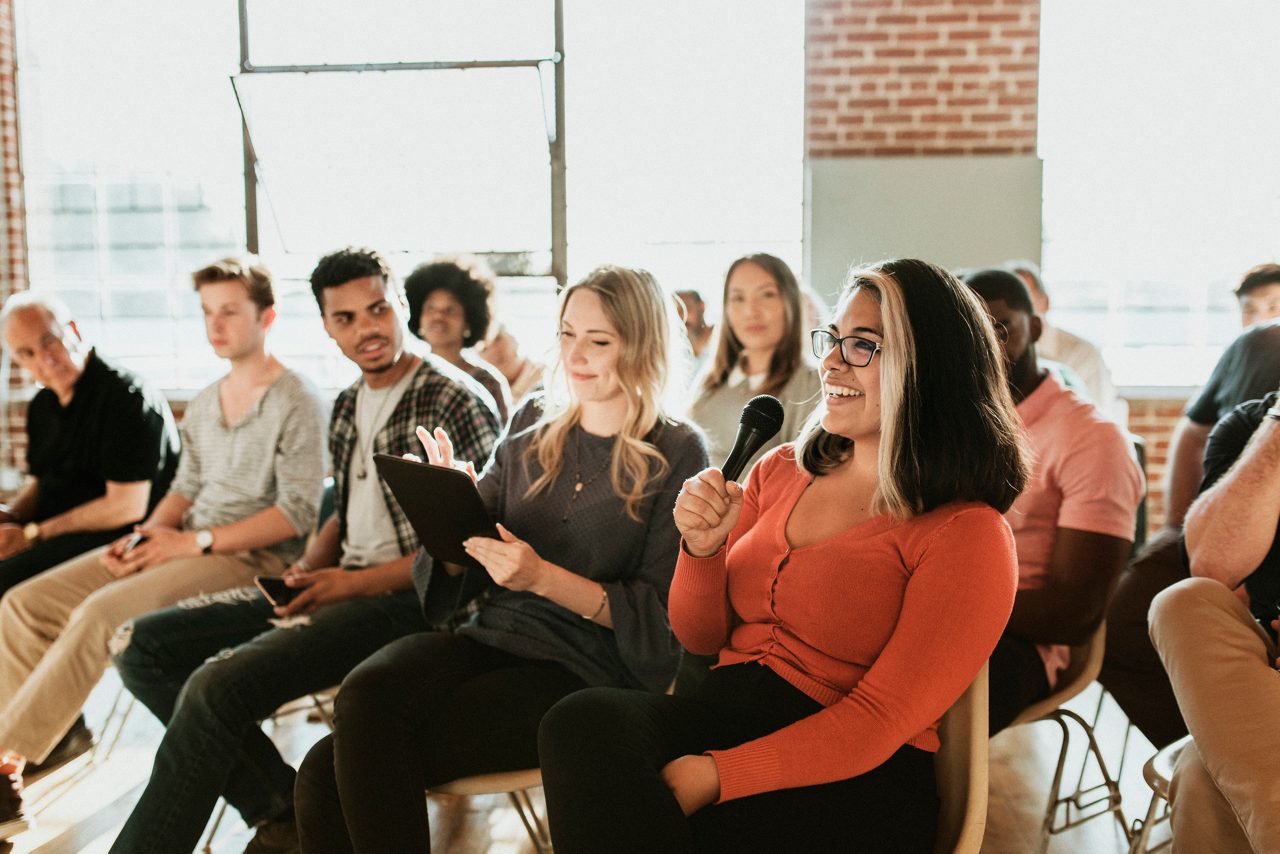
[0,257,327,841]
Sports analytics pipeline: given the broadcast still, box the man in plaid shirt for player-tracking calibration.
[107,247,501,854]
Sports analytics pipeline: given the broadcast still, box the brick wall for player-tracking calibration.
[0,0,26,476]
[806,0,1040,157]
[1127,399,1185,535]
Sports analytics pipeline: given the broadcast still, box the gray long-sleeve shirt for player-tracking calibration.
[414,396,708,693]
[170,369,329,564]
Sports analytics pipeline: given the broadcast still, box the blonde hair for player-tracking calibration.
[524,265,679,520]
[797,259,1027,518]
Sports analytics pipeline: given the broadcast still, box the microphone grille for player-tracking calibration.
[740,394,785,433]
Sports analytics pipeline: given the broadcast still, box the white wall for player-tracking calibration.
[804,155,1043,303]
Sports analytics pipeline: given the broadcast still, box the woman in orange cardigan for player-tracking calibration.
[538,258,1029,852]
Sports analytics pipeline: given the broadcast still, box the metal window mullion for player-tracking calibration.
[235,0,567,285]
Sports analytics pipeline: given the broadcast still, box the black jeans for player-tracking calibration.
[988,631,1052,735]
[538,662,939,853]
[294,632,587,854]
[109,588,427,854]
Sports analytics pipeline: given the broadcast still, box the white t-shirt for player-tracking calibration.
[341,369,415,568]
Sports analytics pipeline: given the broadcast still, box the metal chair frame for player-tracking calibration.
[1007,623,1131,854]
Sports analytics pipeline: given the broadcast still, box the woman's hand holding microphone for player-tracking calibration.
[673,468,744,557]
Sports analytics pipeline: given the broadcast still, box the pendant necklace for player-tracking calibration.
[354,383,399,480]
[563,429,612,523]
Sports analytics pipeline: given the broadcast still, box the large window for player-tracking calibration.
[1039,0,1280,389]
[17,1,804,391]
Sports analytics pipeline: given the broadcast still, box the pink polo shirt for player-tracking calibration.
[1008,374,1144,686]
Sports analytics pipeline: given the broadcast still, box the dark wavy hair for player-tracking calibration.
[796,258,1029,516]
[403,256,496,349]
[308,247,395,312]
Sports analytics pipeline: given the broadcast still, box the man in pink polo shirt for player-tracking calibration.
[963,268,1144,733]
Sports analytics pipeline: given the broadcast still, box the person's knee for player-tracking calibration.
[1150,577,1232,634]
[177,647,241,713]
[333,654,410,724]
[539,688,624,761]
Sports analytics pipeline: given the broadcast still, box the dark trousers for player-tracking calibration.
[988,631,1052,734]
[538,662,939,854]
[108,588,427,854]
[0,529,121,598]
[1098,528,1189,748]
[294,632,588,854]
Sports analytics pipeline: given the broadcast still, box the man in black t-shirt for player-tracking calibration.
[1148,392,1280,850]
[0,292,179,598]
[1101,314,1280,747]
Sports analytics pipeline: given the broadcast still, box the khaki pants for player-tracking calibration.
[0,545,283,763]
[1149,577,1280,854]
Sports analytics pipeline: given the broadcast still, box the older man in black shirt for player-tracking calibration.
[0,292,179,597]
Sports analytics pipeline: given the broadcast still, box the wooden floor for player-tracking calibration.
[9,673,1168,853]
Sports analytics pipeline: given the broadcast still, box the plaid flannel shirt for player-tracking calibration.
[330,356,501,558]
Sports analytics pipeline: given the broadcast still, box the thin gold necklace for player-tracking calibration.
[563,429,612,523]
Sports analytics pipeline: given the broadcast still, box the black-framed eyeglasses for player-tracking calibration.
[810,329,882,368]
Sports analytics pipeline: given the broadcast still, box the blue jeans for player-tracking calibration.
[108,586,427,854]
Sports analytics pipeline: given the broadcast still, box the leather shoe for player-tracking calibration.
[243,808,299,854]
[23,714,94,780]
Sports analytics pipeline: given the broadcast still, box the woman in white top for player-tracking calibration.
[688,253,820,469]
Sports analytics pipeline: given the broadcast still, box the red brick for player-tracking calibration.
[848,64,894,76]
[947,28,993,41]
[972,111,1012,123]
[873,47,918,59]
[871,146,918,156]
[897,63,941,74]
[898,96,939,107]
[896,129,940,141]
[948,63,992,74]
[842,30,891,42]
[871,113,914,124]
[924,13,970,24]
[845,97,891,109]
[874,14,919,25]
[923,46,967,58]
[897,30,941,42]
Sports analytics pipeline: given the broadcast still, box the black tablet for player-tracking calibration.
[373,453,500,568]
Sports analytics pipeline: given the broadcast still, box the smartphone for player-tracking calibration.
[121,531,147,554]
[254,575,300,608]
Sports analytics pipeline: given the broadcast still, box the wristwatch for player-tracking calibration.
[22,522,40,543]
[195,529,214,555]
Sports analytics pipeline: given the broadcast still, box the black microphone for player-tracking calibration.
[721,394,785,483]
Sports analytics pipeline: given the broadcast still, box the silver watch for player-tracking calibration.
[195,529,214,555]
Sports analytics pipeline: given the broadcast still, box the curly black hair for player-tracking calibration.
[403,257,496,348]
[309,247,395,312]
